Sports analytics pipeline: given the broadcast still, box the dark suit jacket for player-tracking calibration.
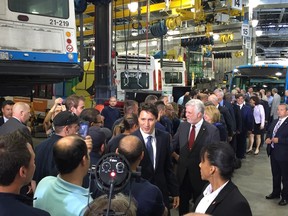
[266,117,288,160]
[0,117,31,144]
[132,129,179,207]
[193,181,252,216]
[218,106,234,136]
[0,117,4,126]
[173,120,220,186]
[239,104,254,133]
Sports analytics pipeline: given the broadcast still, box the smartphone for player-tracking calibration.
[78,121,89,138]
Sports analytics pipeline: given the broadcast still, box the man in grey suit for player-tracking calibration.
[0,102,31,138]
[271,88,281,121]
[172,99,220,216]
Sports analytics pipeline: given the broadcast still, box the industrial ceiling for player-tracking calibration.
[76,0,288,60]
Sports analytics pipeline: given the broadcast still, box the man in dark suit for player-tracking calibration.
[0,100,14,126]
[0,102,31,138]
[132,103,179,211]
[235,93,254,159]
[172,99,220,215]
[265,104,288,206]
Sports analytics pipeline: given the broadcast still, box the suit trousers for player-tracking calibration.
[236,131,248,159]
[270,151,288,199]
[179,171,203,216]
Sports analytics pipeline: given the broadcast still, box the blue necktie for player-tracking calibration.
[272,119,282,148]
[146,136,154,166]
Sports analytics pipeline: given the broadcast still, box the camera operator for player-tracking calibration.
[117,135,168,216]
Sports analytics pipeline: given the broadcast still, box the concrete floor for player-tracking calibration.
[33,137,287,215]
[171,144,288,216]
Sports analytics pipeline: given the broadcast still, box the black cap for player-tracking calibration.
[53,111,79,127]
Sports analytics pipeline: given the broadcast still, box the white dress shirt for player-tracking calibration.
[195,181,229,213]
[140,128,156,169]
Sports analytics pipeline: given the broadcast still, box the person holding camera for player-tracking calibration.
[43,97,66,137]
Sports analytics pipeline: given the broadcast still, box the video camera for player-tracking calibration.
[88,153,141,216]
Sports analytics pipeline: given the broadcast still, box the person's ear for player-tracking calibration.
[19,166,27,178]
[100,144,105,153]
[140,151,144,161]
[115,148,119,154]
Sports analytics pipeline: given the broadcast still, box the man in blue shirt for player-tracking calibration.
[34,135,92,216]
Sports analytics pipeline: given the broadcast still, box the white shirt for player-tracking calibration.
[140,128,156,169]
[195,181,229,214]
[189,118,204,141]
[3,116,9,123]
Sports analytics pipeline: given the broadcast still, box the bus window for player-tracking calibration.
[8,0,69,18]
[164,72,183,84]
[120,72,149,89]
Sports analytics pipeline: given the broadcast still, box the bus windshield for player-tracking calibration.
[8,0,69,18]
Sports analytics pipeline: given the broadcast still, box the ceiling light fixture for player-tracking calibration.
[213,33,220,40]
[255,30,263,37]
[128,2,138,13]
[275,72,282,76]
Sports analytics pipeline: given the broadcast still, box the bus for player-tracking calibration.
[115,53,186,102]
[228,61,288,98]
[0,0,83,95]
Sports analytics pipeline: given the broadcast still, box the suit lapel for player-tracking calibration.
[155,129,162,169]
[276,118,288,135]
[205,181,235,214]
[192,121,206,149]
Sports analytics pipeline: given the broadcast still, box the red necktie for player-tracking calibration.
[188,125,196,150]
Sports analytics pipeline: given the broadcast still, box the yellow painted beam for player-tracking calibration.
[76,0,197,26]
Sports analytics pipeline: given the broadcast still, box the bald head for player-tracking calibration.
[208,94,219,106]
[53,135,88,174]
[118,135,143,166]
[12,102,31,124]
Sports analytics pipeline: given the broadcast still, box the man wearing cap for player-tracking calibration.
[34,111,92,184]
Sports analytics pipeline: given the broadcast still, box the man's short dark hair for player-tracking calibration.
[80,108,100,125]
[65,94,85,110]
[123,100,138,114]
[0,130,31,186]
[144,95,158,104]
[1,100,15,109]
[140,103,158,119]
[53,135,88,174]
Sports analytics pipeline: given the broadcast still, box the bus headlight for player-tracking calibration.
[68,53,74,60]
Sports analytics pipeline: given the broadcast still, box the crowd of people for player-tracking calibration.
[0,86,287,216]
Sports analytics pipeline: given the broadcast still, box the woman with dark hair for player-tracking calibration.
[247,95,265,155]
[185,142,252,216]
[106,113,138,153]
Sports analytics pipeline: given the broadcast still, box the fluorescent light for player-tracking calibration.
[275,72,282,76]
[128,2,138,13]
[255,30,263,36]
[213,33,220,40]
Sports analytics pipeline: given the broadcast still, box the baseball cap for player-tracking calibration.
[53,111,79,127]
[88,126,107,150]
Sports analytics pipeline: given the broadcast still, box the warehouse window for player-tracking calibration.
[8,0,69,19]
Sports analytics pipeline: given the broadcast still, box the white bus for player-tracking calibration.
[0,0,82,95]
[115,53,186,101]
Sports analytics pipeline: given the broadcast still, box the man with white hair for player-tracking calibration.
[172,99,220,215]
